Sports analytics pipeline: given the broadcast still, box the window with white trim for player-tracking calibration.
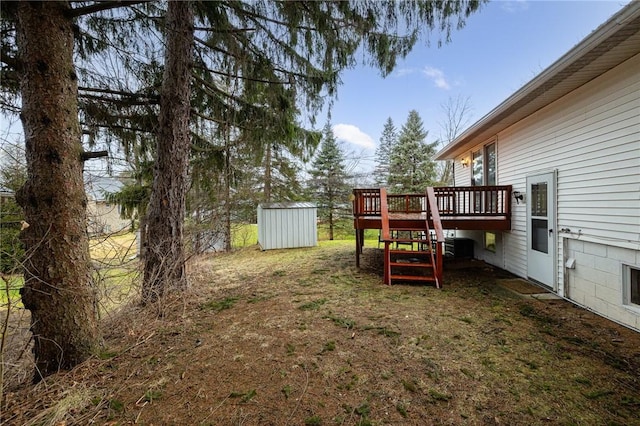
[624,265,640,307]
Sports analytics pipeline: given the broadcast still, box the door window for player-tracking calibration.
[531,182,548,216]
[530,182,548,254]
[531,219,548,253]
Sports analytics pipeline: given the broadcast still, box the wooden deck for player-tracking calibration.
[352,186,512,279]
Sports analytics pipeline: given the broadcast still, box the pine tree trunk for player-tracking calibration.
[15,1,99,380]
[143,1,193,302]
[138,211,148,261]
[329,210,334,241]
[264,144,272,202]
[223,134,232,252]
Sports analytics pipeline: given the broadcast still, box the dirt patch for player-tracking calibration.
[497,278,549,295]
[3,242,640,425]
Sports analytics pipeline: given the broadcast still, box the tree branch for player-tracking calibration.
[194,26,256,33]
[79,86,158,100]
[67,1,149,18]
[80,150,109,162]
[79,93,159,107]
[81,122,150,134]
[191,72,246,106]
[193,36,319,84]
[192,64,288,86]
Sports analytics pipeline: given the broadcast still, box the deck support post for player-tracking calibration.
[383,242,390,285]
[436,241,444,286]
[355,228,361,268]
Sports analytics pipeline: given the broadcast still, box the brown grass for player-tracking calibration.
[2,241,640,425]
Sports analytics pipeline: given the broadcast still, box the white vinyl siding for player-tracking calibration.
[496,53,640,281]
[452,53,639,331]
[454,55,640,267]
[453,160,470,187]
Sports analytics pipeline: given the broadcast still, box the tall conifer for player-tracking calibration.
[374,117,397,188]
[388,110,438,193]
[308,123,351,241]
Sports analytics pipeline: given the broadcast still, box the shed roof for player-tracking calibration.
[259,202,316,209]
[84,174,125,201]
[435,1,640,160]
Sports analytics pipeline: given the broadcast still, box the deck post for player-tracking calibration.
[355,227,361,268]
[383,242,390,285]
[436,241,443,286]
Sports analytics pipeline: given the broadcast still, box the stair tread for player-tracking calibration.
[390,261,433,267]
[390,274,437,281]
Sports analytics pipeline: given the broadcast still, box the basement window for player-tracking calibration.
[484,232,496,253]
[624,265,640,307]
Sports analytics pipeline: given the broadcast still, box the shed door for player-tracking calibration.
[526,171,556,288]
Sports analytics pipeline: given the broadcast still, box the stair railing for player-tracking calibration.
[426,187,445,287]
[380,188,392,285]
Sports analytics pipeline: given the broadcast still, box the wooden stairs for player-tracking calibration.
[380,188,444,288]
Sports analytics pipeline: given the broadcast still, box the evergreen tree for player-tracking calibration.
[388,110,438,193]
[143,0,194,303]
[373,117,397,188]
[308,123,351,241]
[11,1,101,379]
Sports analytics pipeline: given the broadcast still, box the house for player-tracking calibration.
[0,187,21,228]
[0,187,14,209]
[85,175,130,235]
[434,2,640,332]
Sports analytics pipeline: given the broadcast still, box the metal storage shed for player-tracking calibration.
[257,202,317,250]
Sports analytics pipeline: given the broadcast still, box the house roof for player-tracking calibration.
[259,202,317,209]
[85,174,124,201]
[435,1,640,160]
[0,185,14,199]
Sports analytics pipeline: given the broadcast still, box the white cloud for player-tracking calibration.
[394,67,416,78]
[501,0,529,13]
[332,124,375,149]
[422,66,451,90]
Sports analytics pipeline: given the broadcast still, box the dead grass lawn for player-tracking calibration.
[3,241,640,425]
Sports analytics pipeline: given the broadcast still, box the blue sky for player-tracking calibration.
[329,0,630,171]
[1,1,629,177]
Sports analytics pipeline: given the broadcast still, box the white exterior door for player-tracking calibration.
[526,171,556,288]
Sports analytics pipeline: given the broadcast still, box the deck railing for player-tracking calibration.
[353,186,512,218]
